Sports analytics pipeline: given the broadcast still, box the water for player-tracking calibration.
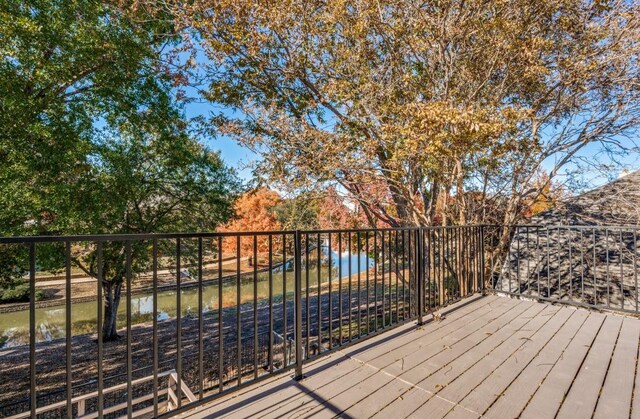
[0,248,373,348]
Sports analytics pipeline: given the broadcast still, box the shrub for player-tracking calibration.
[0,281,44,303]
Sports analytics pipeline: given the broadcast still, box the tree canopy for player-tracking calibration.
[169,0,640,229]
[0,1,242,338]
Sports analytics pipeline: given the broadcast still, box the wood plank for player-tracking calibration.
[392,300,534,386]
[297,302,514,419]
[336,300,531,417]
[355,295,505,364]
[594,316,640,419]
[519,311,607,419]
[407,302,548,391]
[236,298,521,415]
[634,337,640,419]
[408,397,480,419]
[457,307,587,415]
[373,298,525,376]
[370,385,432,419]
[414,304,566,418]
[374,302,548,418]
[255,357,382,418]
[215,356,364,418]
[244,300,505,419]
[299,370,398,418]
[484,309,595,419]
[554,314,623,419]
[180,296,640,419]
[341,375,418,418]
[185,297,498,418]
[212,300,501,419]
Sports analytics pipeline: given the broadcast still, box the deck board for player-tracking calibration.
[414,304,567,417]
[594,316,640,419]
[408,302,544,393]
[519,310,607,419]
[456,307,586,415]
[179,295,640,419]
[483,309,590,418]
[634,338,640,419]
[371,300,539,417]
[337,300,527,417]
[556,314,623,419]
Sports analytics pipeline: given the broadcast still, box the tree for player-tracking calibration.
[74,132,240,340]
[0,1,242,340]
[219,188,282,265]
[168,0,640,238]
[274,193,321,231]
[522,171,567,218]
[0,0,181,236]
[317,187,368,230]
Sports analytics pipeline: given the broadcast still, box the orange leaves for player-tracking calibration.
[220,188,282,233]
[218,188,282,255]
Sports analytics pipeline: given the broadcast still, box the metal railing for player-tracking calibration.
[489,224,640,315]
[3,224,637,418]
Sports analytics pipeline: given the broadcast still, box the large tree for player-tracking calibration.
[71,130,240,340]
[0,1,242,339]
[0,0,181,236]
[169,0,640,235]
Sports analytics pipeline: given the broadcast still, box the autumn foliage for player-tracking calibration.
[169,0,640,233]
[522,172,567,218]
[218,188,282,263]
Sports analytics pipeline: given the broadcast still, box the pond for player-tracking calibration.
[0,246,374,348]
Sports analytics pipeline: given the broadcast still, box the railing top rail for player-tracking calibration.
[0,230,298,244]
[0,225,483,244]
[494,224,640,230]
[0,223,636,244]
[298,227,420,234]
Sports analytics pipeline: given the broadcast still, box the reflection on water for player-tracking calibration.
[0,247,373,348]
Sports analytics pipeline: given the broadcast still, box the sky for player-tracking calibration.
[183,98,257,182]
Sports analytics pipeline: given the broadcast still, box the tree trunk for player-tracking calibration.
[102,280,123,341]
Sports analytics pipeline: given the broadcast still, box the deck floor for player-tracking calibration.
[181,294,640,419]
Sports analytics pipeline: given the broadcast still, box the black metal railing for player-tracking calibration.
[5,223,638,418]
[489,224,639,315]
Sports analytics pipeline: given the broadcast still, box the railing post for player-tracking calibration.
[294,230,304,380]
[480,225,485,293]
[417,228,425,325]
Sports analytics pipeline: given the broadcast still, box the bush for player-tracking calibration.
[0,281,44,303]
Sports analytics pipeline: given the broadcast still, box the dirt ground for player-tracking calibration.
[0,275,413,418]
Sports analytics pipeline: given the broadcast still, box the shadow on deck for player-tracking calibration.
[180,295,640,419]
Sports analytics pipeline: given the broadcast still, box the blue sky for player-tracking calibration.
[184,99,257,182]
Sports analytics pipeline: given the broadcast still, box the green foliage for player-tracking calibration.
[274,194,320,231]
[0,0,241,254]
[0,282,44,303]
[0,0,242,338]
[0,0,184,236]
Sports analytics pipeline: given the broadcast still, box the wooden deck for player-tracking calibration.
[180,294,640,419]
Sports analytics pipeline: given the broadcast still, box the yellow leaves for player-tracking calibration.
[385,101,527,161]
[168,0,640,228]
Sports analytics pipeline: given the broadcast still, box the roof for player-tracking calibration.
[532,170,640,226]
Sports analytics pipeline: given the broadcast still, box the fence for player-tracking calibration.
[490,224,640,315]
[1,224,637,418]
